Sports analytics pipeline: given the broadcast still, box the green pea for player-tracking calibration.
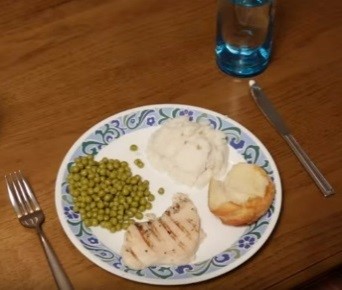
[115,183,123,191]
[158,187,165,195]
[129,144,138,151]
[71,166,80,173]
[71,189,80,197]
[113,160,120,169]
[126,210,134,218]
[138,205,146,212]
[80,170,88,177]
[130,177,138,185]
[104,194,112,201]
[123,222,131,230]
[84,219,92,227]
[135,212,143,220]
[134,159,142,165]
[81,158,89,166]
[73,174,80,181]
[106,163,114,171]
[109,171,117,179]
[92,219,99,226]
[122,187,130,196]
[148,194,155,202]
[99,169,106,176]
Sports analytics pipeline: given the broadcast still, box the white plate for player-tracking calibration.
[55,104,282,285]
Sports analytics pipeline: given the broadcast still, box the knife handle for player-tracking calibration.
[283,134,335,197]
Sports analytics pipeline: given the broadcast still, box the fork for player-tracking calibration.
[5,171,74,290]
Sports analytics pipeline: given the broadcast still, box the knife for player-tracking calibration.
[249,80,335,197]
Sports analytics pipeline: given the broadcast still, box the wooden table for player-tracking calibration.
[0,0,341,289]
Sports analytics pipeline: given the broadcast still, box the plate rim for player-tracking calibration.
[55,103,282,285]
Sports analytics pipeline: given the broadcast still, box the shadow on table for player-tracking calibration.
[293,265,342,290]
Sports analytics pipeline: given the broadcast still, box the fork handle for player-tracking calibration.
[36,226,74,290]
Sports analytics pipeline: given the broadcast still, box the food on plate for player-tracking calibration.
[208,163,275,226]
[129,144,138,151]
[146,117,228,188]
[121,193,205,269]
[157,187,165,195]
[134,158,145,168]
[67,155,155,232]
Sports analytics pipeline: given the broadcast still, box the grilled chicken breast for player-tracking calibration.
[121,193,205,269]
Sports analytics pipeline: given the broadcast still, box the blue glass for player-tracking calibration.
[215,0,275,77]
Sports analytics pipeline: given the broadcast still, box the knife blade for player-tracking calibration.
[249,80,335,197]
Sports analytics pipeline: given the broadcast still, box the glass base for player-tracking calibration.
[215,43,271,78]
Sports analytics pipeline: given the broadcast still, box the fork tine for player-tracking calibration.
[17,170,41,211]
[12,171,35,214]
[5,174,25,217]
[12,172,33,214]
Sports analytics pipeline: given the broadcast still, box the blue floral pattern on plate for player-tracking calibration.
[55,104,281,285]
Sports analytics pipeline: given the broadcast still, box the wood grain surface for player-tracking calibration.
[0,0,341,289]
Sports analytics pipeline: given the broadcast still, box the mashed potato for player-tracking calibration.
[146,117,229,188]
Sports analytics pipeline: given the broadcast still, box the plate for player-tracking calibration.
[55,104,282,285]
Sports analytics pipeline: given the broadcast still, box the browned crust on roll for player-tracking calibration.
[209,165,276,226]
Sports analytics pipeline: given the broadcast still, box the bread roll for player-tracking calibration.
[208,163,275,226]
